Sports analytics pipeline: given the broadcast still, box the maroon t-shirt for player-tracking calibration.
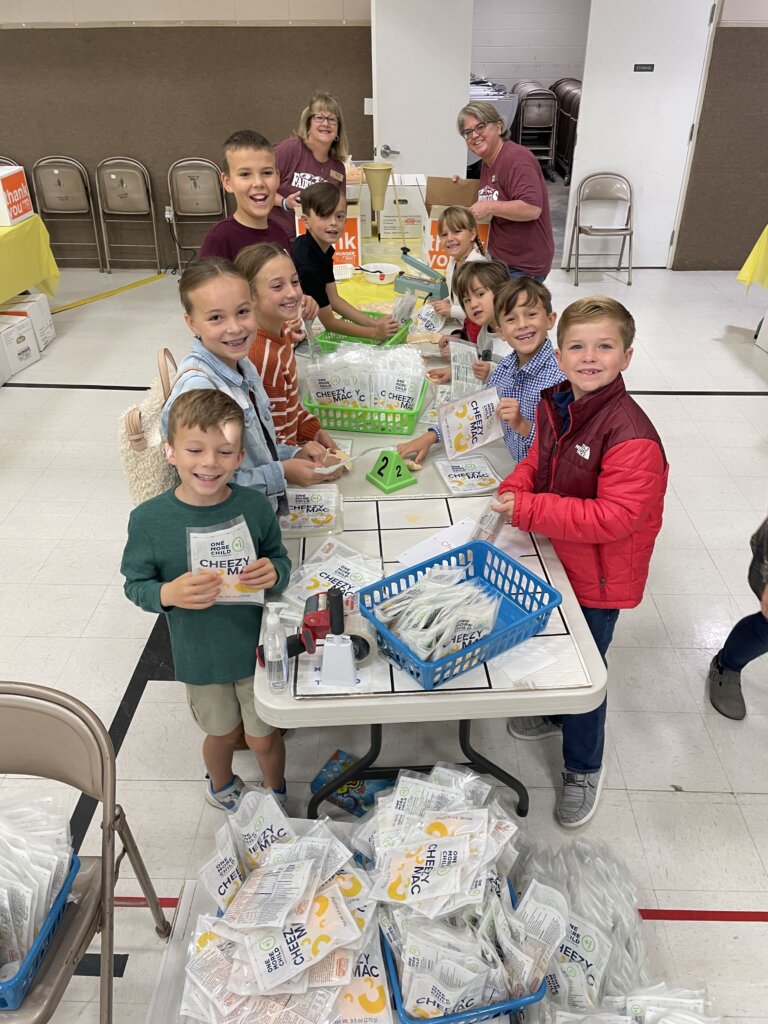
[477,141,554,277]
[198,216,290,262]
[270,136,346,239]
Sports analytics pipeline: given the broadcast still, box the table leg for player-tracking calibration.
[458,719,529,817]
[307,723,383,819]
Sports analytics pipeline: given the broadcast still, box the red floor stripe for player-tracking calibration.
[113,897,768,922]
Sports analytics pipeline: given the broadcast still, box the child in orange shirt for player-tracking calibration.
[236,243,337,451]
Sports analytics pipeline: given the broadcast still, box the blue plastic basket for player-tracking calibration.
[381,881,548,1024]
[358,541,562,690]
[0,854,80,1010]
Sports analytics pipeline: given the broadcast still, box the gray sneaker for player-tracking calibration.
[557,766,604,827]
[506,716,562,741]
[707,654,746,720]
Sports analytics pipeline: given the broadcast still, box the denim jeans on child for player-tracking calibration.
[550,606,619,774]
[721,611,768,672]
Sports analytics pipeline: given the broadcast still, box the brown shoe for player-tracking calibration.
[707,654,746,720]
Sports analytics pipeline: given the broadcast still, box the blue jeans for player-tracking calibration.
[507,266,546,283]
[721,610,768,672]
[551,606,619,773]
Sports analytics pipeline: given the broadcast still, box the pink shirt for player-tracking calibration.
[477,141,554,277]
[270,136,346,239]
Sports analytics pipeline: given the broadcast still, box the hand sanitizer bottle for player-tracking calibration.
[264,610,289,693]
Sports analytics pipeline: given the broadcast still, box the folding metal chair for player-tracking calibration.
[0,155,20,166]
[566,172,633,285]
[0,681,171,1024]
[31,156,104,271]
[95,157,161,273]
[166,157,227,270]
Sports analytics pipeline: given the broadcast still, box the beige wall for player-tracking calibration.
[0,25,373,268]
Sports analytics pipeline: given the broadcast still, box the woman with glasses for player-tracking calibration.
[271,93,349,239]
[457,101,554,282]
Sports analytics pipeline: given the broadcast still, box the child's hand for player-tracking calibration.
[297,440,326,464]
[300,295,319,321]
[281,316,307,345]
[438,334,452,353]
[429,298,452,317]
[239,557,278,591]
[497,398,523,429]
[397,431,438,465]
[427,366,451,385]
[160,571,221,610]
[473,359,491,381]
[284,191,302,211]
[314,429,337,450]
[761,583,768,620]
[284,457,342,486]
[490,493,516,521]
[373,316,400,341]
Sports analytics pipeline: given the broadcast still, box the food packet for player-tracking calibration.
[372,371,423,412]
[434,455,500,495]
[227,788,296,872]
[243,884,361,994]
[198,823,245,913]
[280,487,343,536]
[330,933,394,1024]
[449,340,480,398]
[513,879,569,991]
[186,515,264,606]
[428,762,493,806]
[429,589,500,661]
[283,550,382,611]
[0,865,34,956]
[546,911,613,1009]
[389,771,465,830]
[305,818,354,881]
[305,363,370,408]
[412,304,445,334]
[307,946,355,988]
[224,860,319,931]
[373,834,472,904]
[392,293,416,326]
[438,387,503,458]
[402,955,488,1019]
[185,938,240,1016]
[0,888,21,982]
[472,499,507,544]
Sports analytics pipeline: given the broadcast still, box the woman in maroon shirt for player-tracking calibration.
[457,100,554,281]
[271,92,349,239]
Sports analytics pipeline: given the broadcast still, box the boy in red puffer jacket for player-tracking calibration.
[492,296,668,828]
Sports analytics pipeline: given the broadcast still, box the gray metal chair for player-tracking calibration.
[0,155,20,166]
[31,156,104,271]
[95,157,161,273]
[566,172,633,285]
[0,681,171,1023]
[166,157,227,270]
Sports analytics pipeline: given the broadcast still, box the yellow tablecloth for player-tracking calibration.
[737,224,768,291]
[0,214,60,304]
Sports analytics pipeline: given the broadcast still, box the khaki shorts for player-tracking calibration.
[185,677,275,738]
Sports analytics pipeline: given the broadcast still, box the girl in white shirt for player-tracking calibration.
[429,206,488,330]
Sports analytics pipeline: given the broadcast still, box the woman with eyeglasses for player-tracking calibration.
[271,92,349,239]
[457,101,554,282]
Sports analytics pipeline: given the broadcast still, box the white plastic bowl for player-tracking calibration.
[360,262,400,285]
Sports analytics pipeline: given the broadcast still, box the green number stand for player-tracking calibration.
[366,450,417,494]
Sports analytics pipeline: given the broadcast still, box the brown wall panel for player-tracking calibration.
[0,26,373,269]
[674,26,768,271]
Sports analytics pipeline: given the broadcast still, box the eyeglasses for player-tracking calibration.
[460,121,490,141]
[312,114,339,126]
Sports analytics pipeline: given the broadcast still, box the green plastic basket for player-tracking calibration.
[304,379,429,435]
[316,313,411,353]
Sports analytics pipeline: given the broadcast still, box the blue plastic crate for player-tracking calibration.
[358,541,562,690]
[0,854,80,1010]
[381,880,548,1023]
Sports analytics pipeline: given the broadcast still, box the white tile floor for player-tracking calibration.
[1,264,767,1021]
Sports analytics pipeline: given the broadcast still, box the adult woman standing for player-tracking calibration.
[458,101,554,281]
[271,93,349,239]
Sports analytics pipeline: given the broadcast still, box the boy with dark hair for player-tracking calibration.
[199,130,291,260]
[122,388,292,811]
[493,296,668,827]
[291,181,399,342]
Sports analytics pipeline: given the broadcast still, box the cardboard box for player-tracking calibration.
[423,177,490,271]
[0,314,41,377]
[1,293,56,350]
[357,174,427,240]
[0,334,12,386]
[295,211,362,267]
[0,166,34,226]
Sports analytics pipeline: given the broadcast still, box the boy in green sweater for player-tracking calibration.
[121,389,292,811]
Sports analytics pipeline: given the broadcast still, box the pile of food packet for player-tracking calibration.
[184,765,724,1024]
[305,345,425,413]
[281,537,383,613]
[0,798,73,983]
[373,564,500,662]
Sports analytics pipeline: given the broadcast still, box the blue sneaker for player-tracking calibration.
[206,774,249,812]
